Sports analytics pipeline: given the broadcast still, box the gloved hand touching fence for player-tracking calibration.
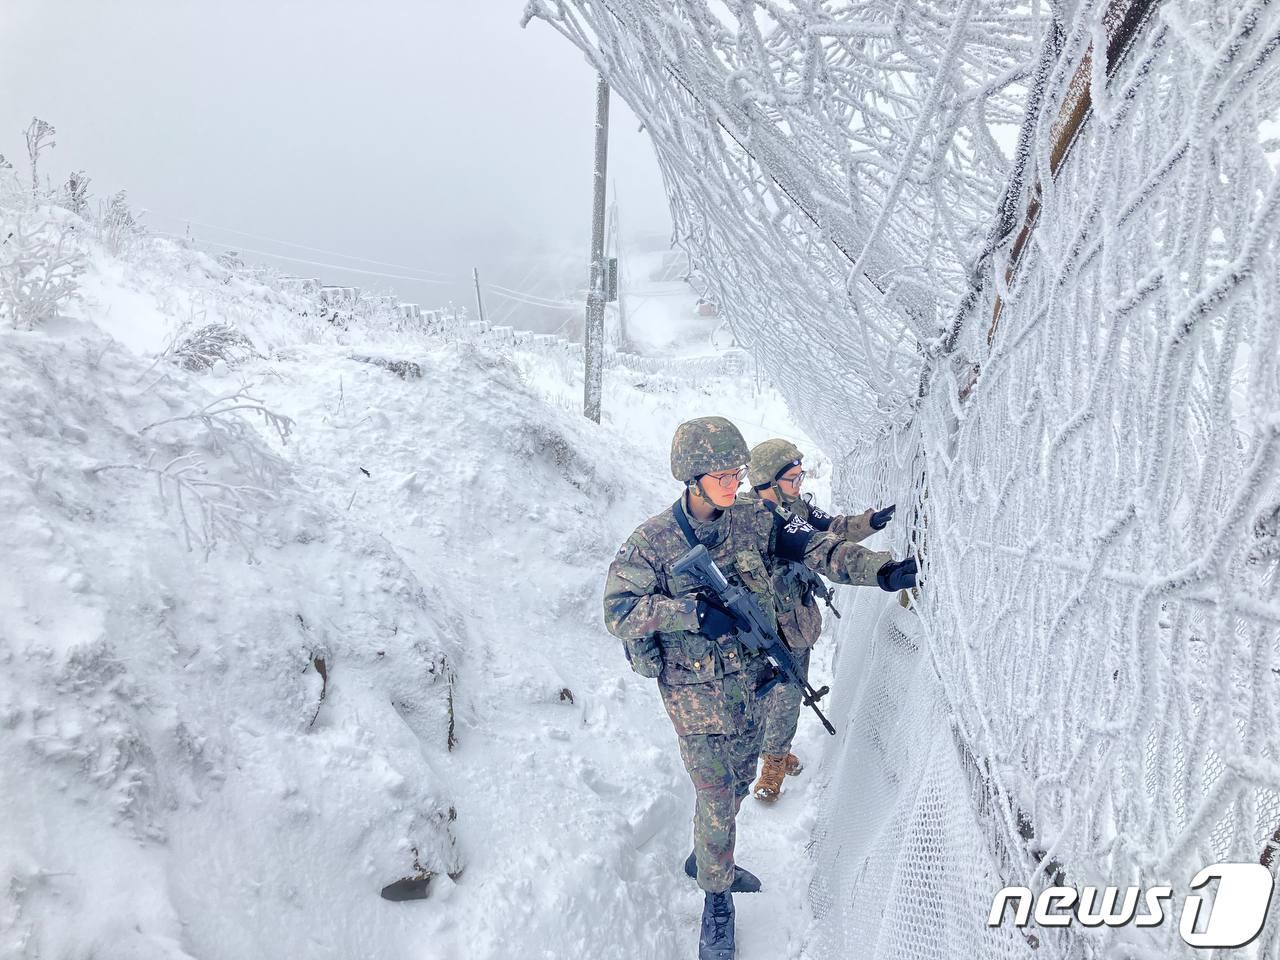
[869,504,896,530]
[876,555,918,592]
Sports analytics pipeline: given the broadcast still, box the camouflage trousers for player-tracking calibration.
[673,672,764,893]
[759,647,811,757]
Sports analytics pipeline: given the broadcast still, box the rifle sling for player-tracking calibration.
[670,498,701,550]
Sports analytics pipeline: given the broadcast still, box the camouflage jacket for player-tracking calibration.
[797,494,876,544]
[743,492,878,650]
[603,494,890,736]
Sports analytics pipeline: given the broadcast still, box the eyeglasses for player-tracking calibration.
[778,470,806,487]
[704,467,747,489]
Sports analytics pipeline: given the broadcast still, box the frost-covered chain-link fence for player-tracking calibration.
[527,0,1036,450]
[528,0,1280,956]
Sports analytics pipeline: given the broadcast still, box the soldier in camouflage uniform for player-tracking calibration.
[741,439,898,803]
[603,417,916,960]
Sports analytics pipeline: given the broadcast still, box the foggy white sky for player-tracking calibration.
[0,1,674,311]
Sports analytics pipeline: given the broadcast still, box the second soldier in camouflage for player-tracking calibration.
[740,438,897,802]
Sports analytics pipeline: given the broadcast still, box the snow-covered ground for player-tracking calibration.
[1,210,887,959]
[617,248,722,358]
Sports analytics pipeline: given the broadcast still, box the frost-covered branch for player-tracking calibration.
[140,390,294,488]
[0,210,85,329]
[90,390,294,560]
[88,452,277,561]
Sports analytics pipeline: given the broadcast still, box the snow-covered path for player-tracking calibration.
[0,208,881,959]
[246,341,858,959]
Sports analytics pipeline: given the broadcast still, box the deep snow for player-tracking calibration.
[1,222,889,960]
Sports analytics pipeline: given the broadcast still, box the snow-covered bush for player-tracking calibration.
[23,116,56,199]
[93,390,295,560]
[95,189,143,257]
[0,206,85,329]
[166,321,259,371]
[61,169,90,217]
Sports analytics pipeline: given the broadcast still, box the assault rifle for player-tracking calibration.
[796,563,841,618]
[673,543,836,736]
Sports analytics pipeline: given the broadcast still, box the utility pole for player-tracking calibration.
[583,75,610,424]
[472,267,488,326]
[608,181,629,350]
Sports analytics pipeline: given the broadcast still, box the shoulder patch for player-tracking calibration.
[773,509,817,562]
[783,514,814,535]
[803,501,833,531]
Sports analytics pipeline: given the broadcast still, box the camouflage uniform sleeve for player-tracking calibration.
[828,508,876,543]
[801,533,891,586]
[769,510,890,587]
[603,534,701,639]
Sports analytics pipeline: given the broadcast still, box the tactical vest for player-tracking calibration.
[739,492,825,650]
[654,500,776,686]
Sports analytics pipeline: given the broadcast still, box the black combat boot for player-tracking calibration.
[698,889,735,960]
[684,851,761,893]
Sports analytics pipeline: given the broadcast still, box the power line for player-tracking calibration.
[487,280,572,301]
[160,233,452,285]
[487,280,579,307]
[152,212,454,279]
[491,262,545,326]
[155,225,582,309]
[487,286,577,309]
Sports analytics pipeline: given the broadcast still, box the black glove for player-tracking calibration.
[696,598,748,639]
[876,555,918,592]
[869,504,896,530]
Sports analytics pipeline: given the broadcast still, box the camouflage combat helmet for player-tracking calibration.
[748,438,804,490]
[670,416,749,482]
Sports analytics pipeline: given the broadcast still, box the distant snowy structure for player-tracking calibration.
[528,1,1280,956]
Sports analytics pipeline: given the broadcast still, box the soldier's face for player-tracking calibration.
[699,468,744,508]
[778,466,805,496]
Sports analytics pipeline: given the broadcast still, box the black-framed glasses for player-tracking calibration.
[705,467,747,489]
[778,470,806,487]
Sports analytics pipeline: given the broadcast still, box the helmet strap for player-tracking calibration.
[686,477,724,516]
[753,481,781,504]
[773,459,802,505]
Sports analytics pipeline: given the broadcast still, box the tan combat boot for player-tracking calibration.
[783,753,803,776]
[753,754,787,802]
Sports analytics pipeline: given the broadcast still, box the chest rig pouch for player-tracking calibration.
[770,560,809,615]
[732,549,779,631]
[657,500,773,684]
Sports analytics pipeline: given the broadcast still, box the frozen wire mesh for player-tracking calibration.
[528,0,1280,956]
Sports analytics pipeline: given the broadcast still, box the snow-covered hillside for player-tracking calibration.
[1,258,462,957]
[1,198,882,959]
